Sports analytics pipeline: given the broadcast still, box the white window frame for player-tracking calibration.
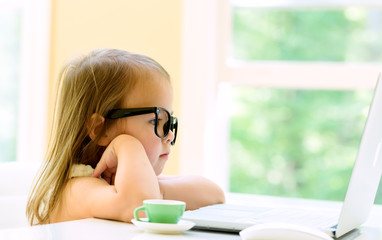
[1,0,51,163]
[180,0,382,191]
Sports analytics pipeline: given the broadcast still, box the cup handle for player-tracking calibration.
[134,206,147,222]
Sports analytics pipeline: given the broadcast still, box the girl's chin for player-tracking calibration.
[155,169,163,176]
[154,162,167,176]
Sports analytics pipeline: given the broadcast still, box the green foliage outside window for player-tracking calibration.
[232,8,382,62]
[0,10,21,162]
[229,88,375,201]
[229,7,382,203]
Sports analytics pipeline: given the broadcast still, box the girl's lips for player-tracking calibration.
[160,153,169,159]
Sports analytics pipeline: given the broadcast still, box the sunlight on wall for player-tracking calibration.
[49,0,182,174]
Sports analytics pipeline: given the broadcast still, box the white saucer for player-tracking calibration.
[131,219,195,234]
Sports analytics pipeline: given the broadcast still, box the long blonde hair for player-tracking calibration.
[26,49,170,225]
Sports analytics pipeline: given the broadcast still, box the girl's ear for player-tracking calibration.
[87,113,110,146]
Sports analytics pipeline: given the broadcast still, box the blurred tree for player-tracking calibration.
[229,88,372,201]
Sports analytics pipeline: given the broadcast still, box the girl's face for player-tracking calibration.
[105,73,175,175]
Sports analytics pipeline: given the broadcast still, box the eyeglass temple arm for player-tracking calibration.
[107,109,156,119]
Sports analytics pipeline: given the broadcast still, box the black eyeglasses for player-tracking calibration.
[106,107,178,145]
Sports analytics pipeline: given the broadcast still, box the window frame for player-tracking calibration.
[180,0,382,191]
[0,0,51,163]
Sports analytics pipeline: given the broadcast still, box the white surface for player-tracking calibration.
[0,162,40,196]
[239,222,333,240]
[0,218,240,240]
[131,219,195,234]
[0,195,29,228]
[0,161,41,229]
[0,194,381,239]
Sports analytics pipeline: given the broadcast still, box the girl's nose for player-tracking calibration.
[164,129,175,145]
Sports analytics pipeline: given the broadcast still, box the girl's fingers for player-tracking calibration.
[102,168,117,184]
[92,161,107,178]
[92,144,117,178]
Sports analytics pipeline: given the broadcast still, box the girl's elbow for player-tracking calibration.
[205,178,225,204]
[216,188,226,204]
[110,199,139,223]
[113,192,162,222]
[119,207,136,223]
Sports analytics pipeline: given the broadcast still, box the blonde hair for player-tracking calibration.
[26,49,170,225]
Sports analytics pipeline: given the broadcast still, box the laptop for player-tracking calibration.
[182,73,382,239]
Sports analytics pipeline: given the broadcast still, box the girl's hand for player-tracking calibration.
[91,136,120,184]
[92,134,149,185]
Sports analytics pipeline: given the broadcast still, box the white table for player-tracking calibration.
[1,194,381,240]
[0,218,242,240]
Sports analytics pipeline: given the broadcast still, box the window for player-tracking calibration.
[0,5,21,162]
[0,0,50,163]
[180,0,382,204]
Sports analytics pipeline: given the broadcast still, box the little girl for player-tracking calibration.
[26,49,225,225]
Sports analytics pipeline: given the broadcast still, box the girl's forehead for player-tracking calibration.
[123,75,173,110]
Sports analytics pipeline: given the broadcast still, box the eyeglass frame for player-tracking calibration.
[105,107,178,145]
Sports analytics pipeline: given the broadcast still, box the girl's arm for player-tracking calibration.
[52,135,161,223]
[158,175,225,210]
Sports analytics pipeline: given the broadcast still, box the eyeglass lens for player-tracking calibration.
[156,108,170,138]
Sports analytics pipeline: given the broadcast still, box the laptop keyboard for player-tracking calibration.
[184,204,339,229]
[237,207,338,228]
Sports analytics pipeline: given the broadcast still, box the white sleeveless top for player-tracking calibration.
[70,164,94,178]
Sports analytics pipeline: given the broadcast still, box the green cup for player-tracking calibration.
[134,199,186,224]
